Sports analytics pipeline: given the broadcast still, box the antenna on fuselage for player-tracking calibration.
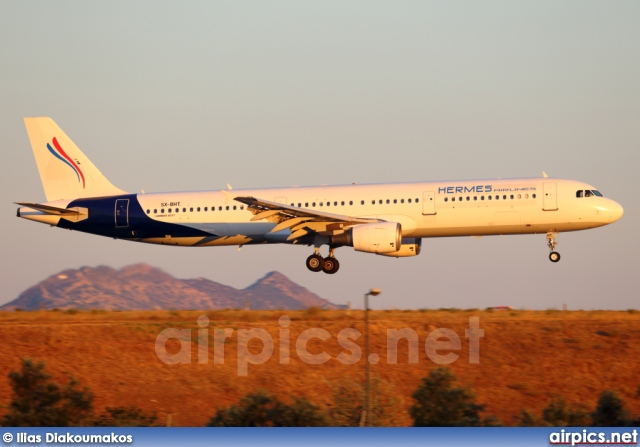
[542,171,549,178]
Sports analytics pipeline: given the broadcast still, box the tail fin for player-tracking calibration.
[24,117,127,201]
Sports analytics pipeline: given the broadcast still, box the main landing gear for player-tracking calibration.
[306,248,340,274]
[547,232,561,263]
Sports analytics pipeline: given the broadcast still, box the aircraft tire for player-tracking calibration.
[549,251,561,263]
[322,257,340,274]
[306,254,324,272]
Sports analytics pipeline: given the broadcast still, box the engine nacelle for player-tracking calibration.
[376,238,422,257]
[351,222,402,254]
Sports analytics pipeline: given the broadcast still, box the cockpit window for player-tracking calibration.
[577,189,603,198]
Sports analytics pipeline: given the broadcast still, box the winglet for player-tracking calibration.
[221,189,236,203]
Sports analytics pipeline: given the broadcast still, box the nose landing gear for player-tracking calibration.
[547,232,561,263]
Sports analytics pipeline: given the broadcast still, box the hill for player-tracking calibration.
[0,309,638,426]
[1,264,343,311]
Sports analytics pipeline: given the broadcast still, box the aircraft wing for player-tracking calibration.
[232,195,383,241]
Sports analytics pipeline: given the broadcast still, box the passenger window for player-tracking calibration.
[379,200,383,204]
[466,197,470,201]
[510,195,514,199]
[190,207,193,212]
[517,194,521,199]
[401,199,405,203]
[473,196,477,201]
[341,201,345,206]
[320,202,323,207]
[233,206,237,210]
[146,209,150,214]
[298,203,301,207]
[444,197,448,202]
[197,207,201,212]
[488,196,492,200]
[175,208,179,213]
[312,202,316,207]
[576,190,583,198]
[226,206,229,210]
[415,198,419,202]
[408,199,412,203]
[503,195,507,200]
[533,194,536,199]
[361,200,365,205]
[305,203,309,207]
[154,209,157,214]
[161,209,164,213]
[349,201,353,205]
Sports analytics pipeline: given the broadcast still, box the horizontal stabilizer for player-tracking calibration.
[15,202,84,215]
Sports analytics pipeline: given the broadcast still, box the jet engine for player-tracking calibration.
[376,238,422,257]
[331,222,402,254]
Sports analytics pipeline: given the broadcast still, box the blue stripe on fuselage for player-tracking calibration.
[58,195,215,240]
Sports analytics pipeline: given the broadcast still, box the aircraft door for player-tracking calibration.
[543,183,558,211]
[422,191,436,215]
[115,199,129,227]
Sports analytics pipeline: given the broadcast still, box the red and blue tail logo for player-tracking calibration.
[47,137,85,188]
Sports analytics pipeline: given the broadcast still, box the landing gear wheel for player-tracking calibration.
[322,257,340,274]
[306,254,324,272]
[546,232,560,263]
[549,251,561,263]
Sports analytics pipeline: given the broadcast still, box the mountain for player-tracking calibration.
[1,264,344,311]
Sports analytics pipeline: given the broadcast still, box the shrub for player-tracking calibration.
[409,367,496,426]
[207,390,329,427]
[591,390,631,427]
[93,406,158,427]
[2,358,93,426]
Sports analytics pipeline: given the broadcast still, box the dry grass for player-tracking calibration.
[0,309,638,426]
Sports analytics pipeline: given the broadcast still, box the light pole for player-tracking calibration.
[364,288,381,427]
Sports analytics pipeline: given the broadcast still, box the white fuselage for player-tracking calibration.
[127,177,622,246]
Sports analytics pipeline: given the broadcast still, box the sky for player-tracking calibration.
[1,1,638,310]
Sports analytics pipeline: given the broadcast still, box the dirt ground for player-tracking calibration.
[0,309,638,426]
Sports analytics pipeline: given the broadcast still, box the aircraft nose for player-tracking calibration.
[608,200,624,223]
[600,199,624,223]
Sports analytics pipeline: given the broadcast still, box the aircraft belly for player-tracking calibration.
[184,222,273,238]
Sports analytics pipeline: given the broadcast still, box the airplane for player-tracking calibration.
[16,117,624,274]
